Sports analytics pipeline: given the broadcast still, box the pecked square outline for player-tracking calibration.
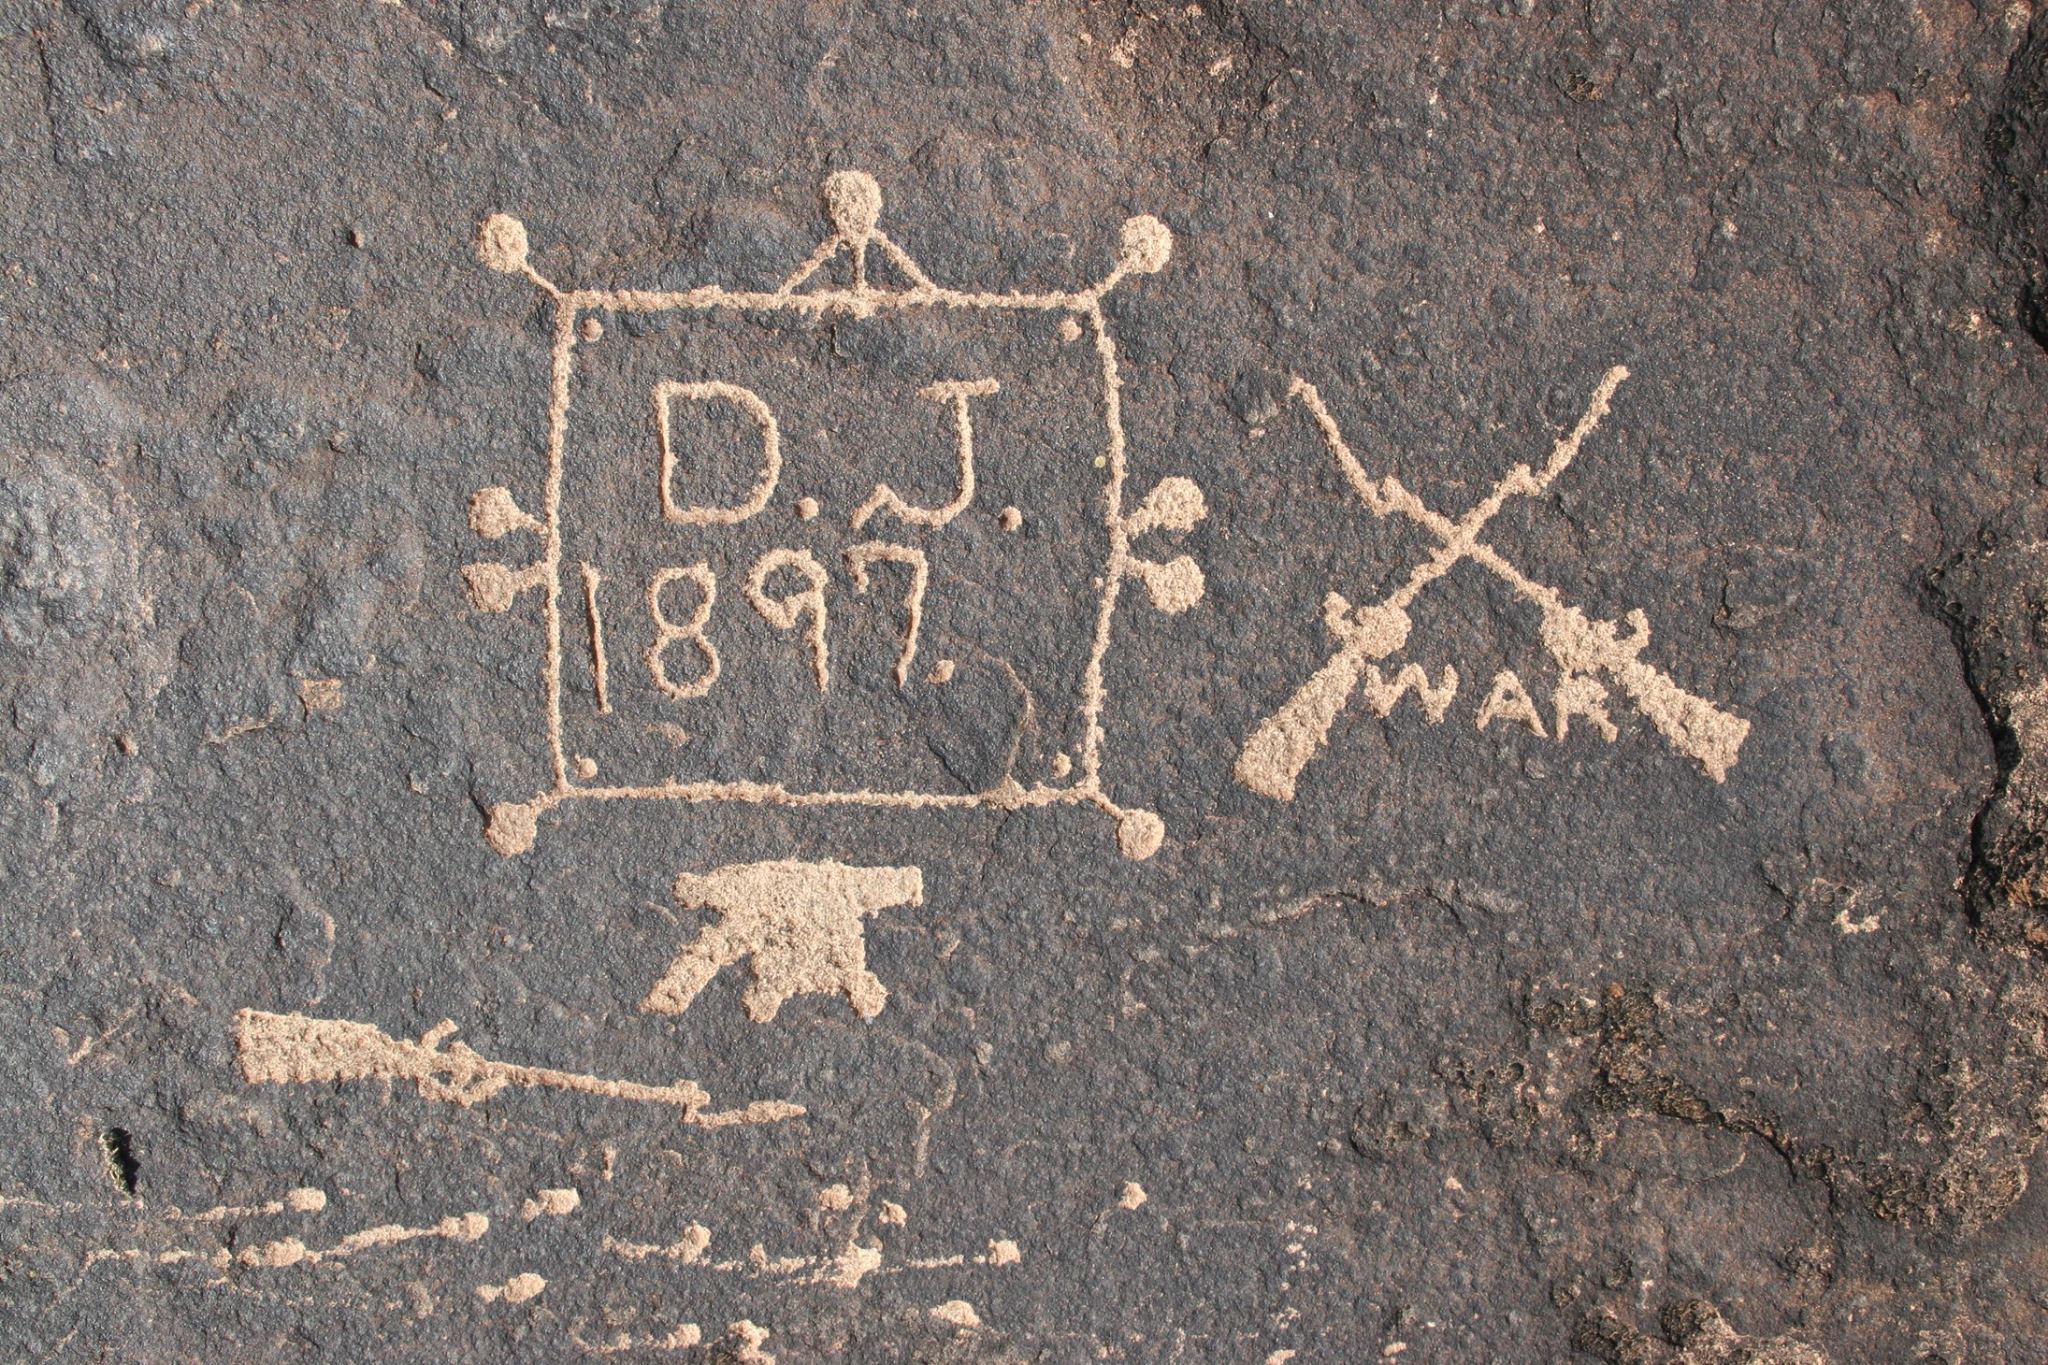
[467,172,1200,862]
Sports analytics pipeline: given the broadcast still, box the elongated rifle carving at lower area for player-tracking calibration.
[1235,367,1749,802]
[233,1009,805,1125]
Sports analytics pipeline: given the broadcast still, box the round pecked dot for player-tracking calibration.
[822,170,883,242]
[477,213,530,274]
[1116,215,1173,275]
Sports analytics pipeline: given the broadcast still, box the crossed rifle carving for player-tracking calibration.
[1235,366,1749,802]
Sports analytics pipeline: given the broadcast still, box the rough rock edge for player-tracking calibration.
[1573,1298,1828,1365]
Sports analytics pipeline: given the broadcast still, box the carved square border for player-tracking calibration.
[465,173,1204,861]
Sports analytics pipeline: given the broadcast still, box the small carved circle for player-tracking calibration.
[1143,555,1205,615]
[484,801,539,857]
[822,170,883,242]
[477,213,530,274]
[1116,809,1166,861]
[1348,602,1412,655]
[1140,476,1206,532]
[468,487,528,540]
[462,562,519,613]
[1117,215,1173,274]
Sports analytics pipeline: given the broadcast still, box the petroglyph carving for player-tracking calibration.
[656,380,782,525]
[470,486,541,540]
[468,170,1201,859]
[569,1322,705,1355]
[743,548,831,691]
[237,1210,490,1271]
[1361,662,1460,723]
[646,564,720,700]
[1236,368,1749,801]
[640,860,923,1022]
[726,1320,777,1364]
[605,1223,713,1264]
[1121,473,1208,616]
[477,213,531,275]
[464,485,546,612]
[1125,474,1207,536]
[1476,670,1546,736]
[1129,555,1205,616]
[846,542,929,687]
[778,168,936,300]
[233,1009,804,1123]
[851,378,996,530]
[1554,671,1620,743]
[463,559,545,614]
[175,1187,329,1221]
[477,1272,547,1304]
[47,1183,332,1271]
[602,1221,1023,1290]
[521,1188,581,1221]
[580,563,612,714]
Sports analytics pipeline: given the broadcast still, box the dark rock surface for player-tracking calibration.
[2,2,2046,1360]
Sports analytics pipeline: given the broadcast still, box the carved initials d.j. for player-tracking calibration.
[656,380,782,525]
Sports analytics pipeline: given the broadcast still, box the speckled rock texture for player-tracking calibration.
[3,2,2047,1360]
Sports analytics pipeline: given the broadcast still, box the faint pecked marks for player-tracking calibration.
[476,1271,546,1304]
[0,451,122,649]
[236,1209,489,1271]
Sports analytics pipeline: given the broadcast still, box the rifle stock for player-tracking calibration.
[1606,655,1749,783]
[1235,638,1374,802]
